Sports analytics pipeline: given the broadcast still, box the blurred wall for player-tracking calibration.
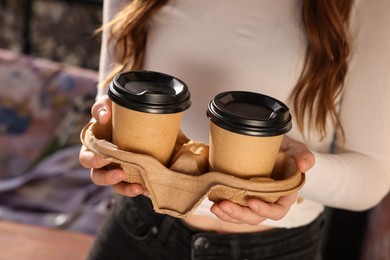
[0,0,102,70]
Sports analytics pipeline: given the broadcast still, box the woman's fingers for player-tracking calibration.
[90,167,125,186]
[112,182,149,197]
[90,167,149,197]
[247,192,298,220]
[79,145,111,169]
[211,193,298,225]
[281,135,315,172]
[211,201,265,225]
[91,95,112,124]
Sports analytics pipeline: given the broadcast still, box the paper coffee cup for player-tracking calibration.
[108,70,191,165]
[207,91,292,178]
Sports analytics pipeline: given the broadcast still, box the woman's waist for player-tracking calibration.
[182,214,276,233]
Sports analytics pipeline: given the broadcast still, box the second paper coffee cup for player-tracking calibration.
[207,91,292,178]
[108,70,191,165]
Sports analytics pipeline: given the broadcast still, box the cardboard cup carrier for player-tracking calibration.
[108,70,191,165]
[207,91,292,178]
[81,73,305,218]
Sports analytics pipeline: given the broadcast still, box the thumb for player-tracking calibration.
[91,95,112,125]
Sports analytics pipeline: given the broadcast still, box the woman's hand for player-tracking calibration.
[210,135,315,225]
[79,95,149,197]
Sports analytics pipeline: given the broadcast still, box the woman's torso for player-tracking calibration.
[142,0,332,232]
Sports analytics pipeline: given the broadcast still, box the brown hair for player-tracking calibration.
[101,0,168,87]
[293,0,354,139]
[101,0,354,139]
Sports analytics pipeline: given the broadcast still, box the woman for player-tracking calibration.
[80,0,390,259]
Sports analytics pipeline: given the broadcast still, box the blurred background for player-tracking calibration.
[0,0,102,69]
[0,1,389,260]
[0,1,112,258]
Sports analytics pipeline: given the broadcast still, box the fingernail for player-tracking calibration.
[221,205,232,214]
[98,109,106,122]
[99,157,111,165]
[250,202,260,211]
[130,186,142,195]
[304,161,310,172]
[112,173,124,182]
[213,207,224,218]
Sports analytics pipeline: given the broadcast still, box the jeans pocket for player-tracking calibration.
[115,196,160,241]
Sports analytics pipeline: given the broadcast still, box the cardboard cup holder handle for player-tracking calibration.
[81,122,305,218]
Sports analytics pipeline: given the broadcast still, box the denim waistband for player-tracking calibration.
[178,213,324,259]
[116,195,325,260]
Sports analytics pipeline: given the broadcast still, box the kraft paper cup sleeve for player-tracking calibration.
[80,122,305,218]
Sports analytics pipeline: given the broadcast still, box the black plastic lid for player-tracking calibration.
[207,91,292,136]
[108,70,191,114]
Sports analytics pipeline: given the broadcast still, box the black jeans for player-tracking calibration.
[88,195,325,260]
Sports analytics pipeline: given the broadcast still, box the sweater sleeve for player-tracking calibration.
[300,0,390,211]
[97,0,130,97]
